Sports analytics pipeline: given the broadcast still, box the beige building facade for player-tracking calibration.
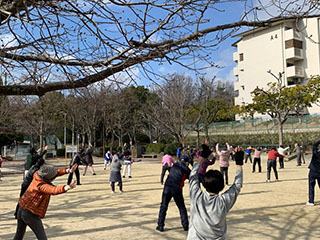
[233,17,320,118]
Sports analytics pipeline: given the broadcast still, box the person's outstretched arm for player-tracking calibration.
[189,159,203,201]
[221,165,243,212]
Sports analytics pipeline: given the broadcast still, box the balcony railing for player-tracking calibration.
[285,48,303,61]
[233,52,238,62]
[287,65,304,78]
[284,28,302,41]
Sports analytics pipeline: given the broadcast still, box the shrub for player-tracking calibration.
[57,148,65,157]
[164,143,181,156]
[146,143,165,153]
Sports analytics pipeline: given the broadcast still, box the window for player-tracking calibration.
[239,53,244,61]
[285,39,303,49]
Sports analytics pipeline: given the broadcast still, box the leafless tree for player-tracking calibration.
[0,1,319,96]
[148,74,195,146]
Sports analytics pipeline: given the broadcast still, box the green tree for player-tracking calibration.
[239,73,320,145]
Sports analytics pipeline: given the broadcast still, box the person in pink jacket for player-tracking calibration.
[160,153,175,184]
[216,142,231,185]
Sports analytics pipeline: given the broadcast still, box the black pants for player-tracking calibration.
[160,164,171,184]
[220,167,229,185]
[279,157,284,169]
[67,167,80,185]
[253,158,262,172]
[267,159,278,180]
[157,187,188,229]
[308,170,320,203]
[111,182,122,192]
[296,153,302,166]
[245,153,252,163]
[14,208,47,240]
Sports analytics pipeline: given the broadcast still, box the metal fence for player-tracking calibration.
[208,114,320,134]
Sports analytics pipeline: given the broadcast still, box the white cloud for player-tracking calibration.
[0,33,18,48]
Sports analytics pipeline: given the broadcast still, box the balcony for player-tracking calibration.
[233,66,239,76]
[284,29,302,41]
[285,47,303,61]
[233,52,238,62]
[287,65,304,79]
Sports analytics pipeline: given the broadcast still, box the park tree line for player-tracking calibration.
[0,74,235,152]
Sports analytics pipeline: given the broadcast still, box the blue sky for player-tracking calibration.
[1,0,316,89]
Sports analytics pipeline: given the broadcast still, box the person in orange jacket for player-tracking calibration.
[13,164,78,240]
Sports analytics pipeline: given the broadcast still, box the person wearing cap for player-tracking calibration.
[156,155,191,232]
[13,164,78,240]
[14,157,46,219]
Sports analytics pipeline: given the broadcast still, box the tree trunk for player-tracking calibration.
[111,131,114,153]
[277,117,283,145]
[196,130,200,149]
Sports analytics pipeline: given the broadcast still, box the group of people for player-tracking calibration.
[10,137,320,240]
[157,140,243,239]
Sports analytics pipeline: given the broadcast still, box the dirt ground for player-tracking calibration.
[1,154,320,240]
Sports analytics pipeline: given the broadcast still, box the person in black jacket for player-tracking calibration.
[68,148,85,185]
[307,140,320,205]
[14,157,46,219]
[83,144,96,176]
[156,156,191,232]
[233,145,245,166]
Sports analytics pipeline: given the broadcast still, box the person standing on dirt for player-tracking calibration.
[306,140,320,206]
[245,146,253,163]
[156,157,191,232]
[13,164,78,240]
[293,143,302,166]
[110,152,123,193]
[83,144,96,176]
[160,152,175,185]
[14,157,46,219]
[68,148,85,185]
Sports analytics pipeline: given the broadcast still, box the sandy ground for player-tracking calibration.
[1,154,320,240]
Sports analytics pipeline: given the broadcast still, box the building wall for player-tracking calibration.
[234,17,320,118]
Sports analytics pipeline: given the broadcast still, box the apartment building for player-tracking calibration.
[233,17,320,118]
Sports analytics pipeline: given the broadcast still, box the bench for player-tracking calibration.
[141,154,157,158]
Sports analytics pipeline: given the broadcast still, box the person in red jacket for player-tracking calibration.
[266,147,283,182]
[13,164,77,240]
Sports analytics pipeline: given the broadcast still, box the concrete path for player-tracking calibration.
[1,155,320,240]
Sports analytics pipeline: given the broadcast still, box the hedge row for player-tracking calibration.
[145,143,181,155]
[186,131,320,149]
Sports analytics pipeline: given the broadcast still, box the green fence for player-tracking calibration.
[208,114,320,134]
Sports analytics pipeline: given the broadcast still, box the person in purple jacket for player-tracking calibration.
[216,142,231,185]
[198,149,216,184]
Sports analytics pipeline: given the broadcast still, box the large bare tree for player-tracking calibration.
[0,1,319,96]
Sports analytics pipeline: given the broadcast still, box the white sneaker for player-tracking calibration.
[306,202,314,206]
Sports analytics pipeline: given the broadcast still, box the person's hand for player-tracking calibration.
[70,164,78,173]
[69,179,77,189]
[44,145,48,151]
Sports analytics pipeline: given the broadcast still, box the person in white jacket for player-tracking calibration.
[277,145,289,169]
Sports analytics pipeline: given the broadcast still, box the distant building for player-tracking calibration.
[233,17,320,119]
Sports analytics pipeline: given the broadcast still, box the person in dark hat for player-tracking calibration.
[13,164,78,240]
[14,157,46,219]
[156,155,191,232]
